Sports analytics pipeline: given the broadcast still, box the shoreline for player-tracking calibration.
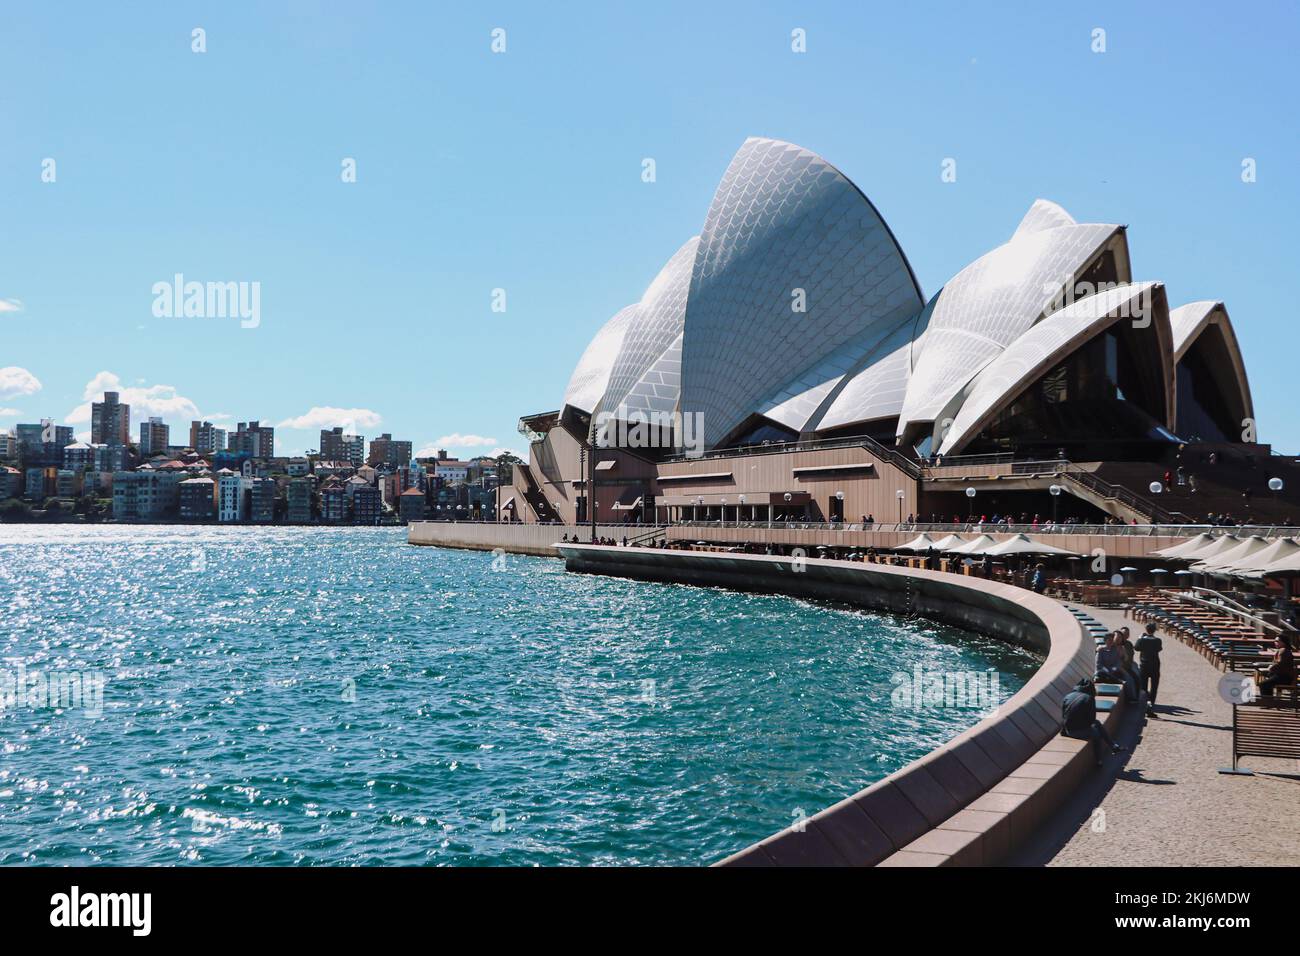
[552,542,1096,866]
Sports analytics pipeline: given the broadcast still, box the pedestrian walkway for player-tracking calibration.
[1012,605,1300,866]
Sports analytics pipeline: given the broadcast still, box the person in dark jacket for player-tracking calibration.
[1134,622,1164,717]
[1258,634,1296,697]
[1061,678,1125,766]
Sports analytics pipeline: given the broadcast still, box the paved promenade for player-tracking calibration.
[1012,606,1300,866]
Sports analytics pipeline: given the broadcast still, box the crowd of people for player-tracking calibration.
[1061,621,1167,766]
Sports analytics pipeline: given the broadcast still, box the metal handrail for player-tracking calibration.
[667,519,1300,538]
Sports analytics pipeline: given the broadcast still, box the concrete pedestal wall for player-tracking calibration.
[555,544,1094,866]
[408,522,657,557]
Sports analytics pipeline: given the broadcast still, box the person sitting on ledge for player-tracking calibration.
[1096,632,1139,702]
[1061,678,1125,767]
[1257,633,1296,697]
[1134,622,1163,717]
[1118,625,1139,688]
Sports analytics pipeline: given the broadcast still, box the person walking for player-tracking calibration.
[1134,622,1163,717]
[1030,562,1047,594]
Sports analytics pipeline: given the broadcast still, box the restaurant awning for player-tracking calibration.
[895,533,938,552]
[1219,537,1300,578]
[657,472,733,483]
[1192,535,1271,573]
[982,533,1077,557]
[791,462,875,476]
[1176,534,1241,564]
[1151,532,1217,559]
[946,534,999,555]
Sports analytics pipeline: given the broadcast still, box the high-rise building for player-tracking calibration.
[189,420,229,455]
[0,430,17,463]
[231,421,274,459]
[16,422,74,468]
[139,417,169,456]
[368,433,412,469]
[320,427,365,467]
[217,471,249,522]
[91,392,131,446]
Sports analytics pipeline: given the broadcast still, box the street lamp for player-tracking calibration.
[835,489,844,525]
[721,496,728,527]
[738,493,746,525]
[896,488,905,524]
[696,495,704,523]
[1269,477,1284,492]
[965,486,976,522]
[1149,481,1163,495]
[1049,484,1062,524]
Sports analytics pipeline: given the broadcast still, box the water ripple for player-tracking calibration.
[0,525,1038,865]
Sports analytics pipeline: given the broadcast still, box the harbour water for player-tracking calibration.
[0,526,1038,865]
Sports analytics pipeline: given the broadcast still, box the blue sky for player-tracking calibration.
[2,1,1297,456]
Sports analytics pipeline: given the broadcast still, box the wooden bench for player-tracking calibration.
[1226,698,1300,773]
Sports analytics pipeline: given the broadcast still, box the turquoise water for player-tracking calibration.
[0,526,1038,866]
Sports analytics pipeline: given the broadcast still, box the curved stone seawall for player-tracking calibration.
[555,543,1094,866]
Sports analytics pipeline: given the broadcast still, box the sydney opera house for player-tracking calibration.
[499,137,1296,530]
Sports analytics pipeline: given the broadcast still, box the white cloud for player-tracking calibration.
[0,407,20,417]
[65,371,201,426]
[276,406,383,431]
[0,298,23,314]
[434,433,499,448]
[0,367,42,400]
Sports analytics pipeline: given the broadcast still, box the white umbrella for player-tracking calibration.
[1152,532,1217,559]
[983,533,1078,557]
[946,534,999,555]
[1257,542,1300,578]
[1192,535,1271,574]
[895,533,938,552]
[930,534,967,551]
[1214,537,1300,578]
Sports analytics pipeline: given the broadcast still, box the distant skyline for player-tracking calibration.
[2,2,1297,455]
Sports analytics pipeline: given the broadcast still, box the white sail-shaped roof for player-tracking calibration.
[937,282,1167,455]
[814,298,934,432]
[598,236,700,418]
[680,137,924,447]
[562,303,639,415]
[1168,300,1254,432]
[896,202,1128,444]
